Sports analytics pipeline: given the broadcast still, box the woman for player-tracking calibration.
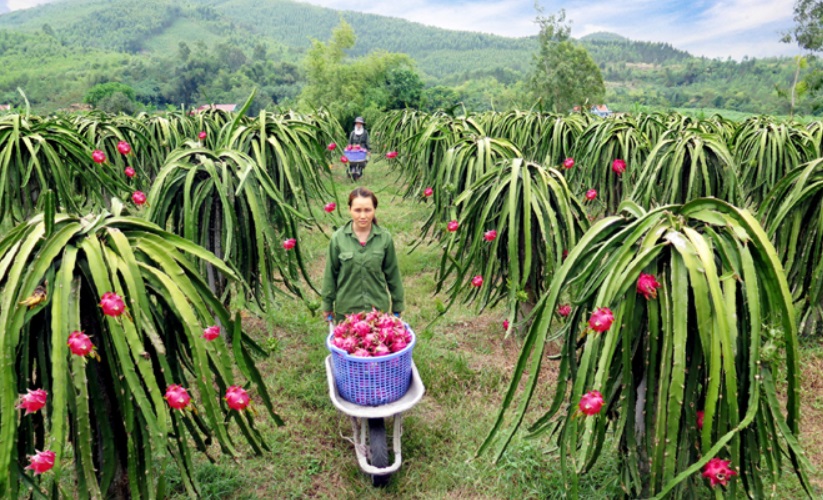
[348,116,371,152]
[322,187,404,322]
[347,117,370,181]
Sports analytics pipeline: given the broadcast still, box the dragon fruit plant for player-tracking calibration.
[0,201,281,499]
[481,199,811,498]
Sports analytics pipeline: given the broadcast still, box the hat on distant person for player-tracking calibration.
[354,116,365,124]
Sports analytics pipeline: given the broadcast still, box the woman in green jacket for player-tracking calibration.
[322,187,405,322]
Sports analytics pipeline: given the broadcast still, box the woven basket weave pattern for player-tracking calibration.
[327,327,415,406]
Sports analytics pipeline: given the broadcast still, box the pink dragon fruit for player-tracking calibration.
[17,389,47,415]
[341,336,358,353]
[588,307,614,333]
[100,292,125,317]
[365,308,381,323]
[68,331,99,360]
[25,450,55,475]
[92,150,106,164]
[579,390,604,416]
[612,159,626,175]
[637,273,661,300]
[333,323,349,338]
[353,321,372,337]
[390,338,407,353]
[164,385,191,411]
[702,458,737,488]
[378,327,395,344]
[377,317,395,329]
[373,343,391,356]
[202,325,220,341]
[225,386,251,411]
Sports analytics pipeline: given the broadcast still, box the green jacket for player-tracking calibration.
[321,221,404,317]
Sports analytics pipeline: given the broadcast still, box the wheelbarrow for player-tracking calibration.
[343,148,368,181]
[324,352,425,486]
[347,160,367,181]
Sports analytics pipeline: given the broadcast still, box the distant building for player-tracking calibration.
[591,104,612,117]
[191,104,238,115]
[60,103,94,113]
[571,104,613,117]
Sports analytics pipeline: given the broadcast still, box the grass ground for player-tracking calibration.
[167,160,823,499]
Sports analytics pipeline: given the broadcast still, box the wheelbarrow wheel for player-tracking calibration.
[367,418,390,487]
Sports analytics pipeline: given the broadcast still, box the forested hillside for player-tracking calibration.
[582,33,692,64]
[580,33,805,111]
[0,0,816,115]
[0,0,536,79]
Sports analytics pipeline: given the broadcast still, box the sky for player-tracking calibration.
[293,0,803,60]
[0,0,52,13]
[0,0,804,59]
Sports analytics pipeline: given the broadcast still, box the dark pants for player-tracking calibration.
[348,161,367,180]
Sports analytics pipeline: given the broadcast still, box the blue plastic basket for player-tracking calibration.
[327,325,415,406]
[343,149,368,162]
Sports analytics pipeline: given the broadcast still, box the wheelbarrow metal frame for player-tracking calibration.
[324,355,425,477]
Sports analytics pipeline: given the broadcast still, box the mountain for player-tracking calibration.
[0,0,812,115]
[0,0,537,80]
[581,33,691,65]
[212,0,537,79]
[580,32,629,43]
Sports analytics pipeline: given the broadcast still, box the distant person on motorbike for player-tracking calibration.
[346,117,370,181]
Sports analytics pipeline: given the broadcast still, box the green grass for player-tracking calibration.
[166,159,823,498]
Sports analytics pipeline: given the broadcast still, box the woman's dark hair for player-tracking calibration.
[348,187,379,224]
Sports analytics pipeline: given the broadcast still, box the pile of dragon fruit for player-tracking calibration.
[330,310,413,357]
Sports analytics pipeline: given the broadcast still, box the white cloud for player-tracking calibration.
[675,0,794,45]
[295,0,801,59]
[575,23,616,38]
[549,0,799,58]
[297,0,540,36]
[7,0,52,9]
